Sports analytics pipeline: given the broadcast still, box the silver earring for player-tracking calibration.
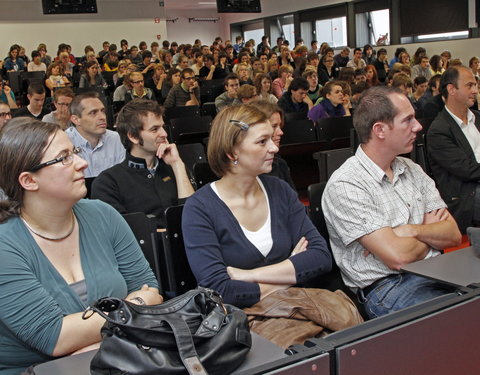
[233,159,238,165]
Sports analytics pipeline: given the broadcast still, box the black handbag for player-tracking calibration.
[83,287,251,375]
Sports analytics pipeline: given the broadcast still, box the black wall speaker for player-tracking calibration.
[42,0,98,14]
[216,0,261,13]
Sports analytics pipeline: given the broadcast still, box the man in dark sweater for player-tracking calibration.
[163,68,200,108]
[277,77,310,114]
[91,99,194,227]
[12,83,50,120]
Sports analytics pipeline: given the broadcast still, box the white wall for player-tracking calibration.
[0,0,167,57]
[164,9,224,45]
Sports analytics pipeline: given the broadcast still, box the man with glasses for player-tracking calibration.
[66,92,125,179]
[0,102,12,130]
[42,87,75,130]
[125,72,156,104]
[164,68,200,108]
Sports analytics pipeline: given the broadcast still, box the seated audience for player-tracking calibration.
[249,101,296,190]
[237,63,254,85]
[66,92,125,178]
[373,48,389,82]
[215,73,240,112]
[45,62,70,95]
[4,44,25,72]
[308,81,345,122]
[303,70,322,104]
[429,55,444,76]
[337,80,353,116]
[333,47,350,68]
[277,77,310,114]
[42,87,75,130]
[417,74,442,112]
[410,76,428,110]
[27,50,47,72]
[13,83,50,120]
[37,43,52,67]
[79,61,107,89]
[234,84,257,104]
[365,65,380,87]
[318,55,336,85]
[182,104,332,307]
[272,64,294,99]
[254,73,278,104]
[353,69,367,85]
[161,68,181,102]
[322,86,461,319]
[427,66,480,233]
[163,68,200,108]
[125,72,156,104]
[412,56,432,81]
[0,102,12,130]
[0,81,18,109]
[145,63,167,103]
[347,48,366,70]
[469,56,480,79]
[92,99,194,227]
[0,118,162,375]
[113,61,129,86]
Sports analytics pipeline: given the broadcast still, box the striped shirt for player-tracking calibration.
[322,145,446,289]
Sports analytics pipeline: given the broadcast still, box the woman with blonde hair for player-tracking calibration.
[182,104,331,308]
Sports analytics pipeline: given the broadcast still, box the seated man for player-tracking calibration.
[277,77,310,114]
[214,73,240,112]
[12,83,50,119]
[322,86,461,319]
[427,66,480,233]
[42,87,74,129]
[91,99,194,227]
[0,101,12,130]
[125,72,156,104]
[66,92,125,178]
[163,68,200,108]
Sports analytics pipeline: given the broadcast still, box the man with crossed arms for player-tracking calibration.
[322,86,461,319]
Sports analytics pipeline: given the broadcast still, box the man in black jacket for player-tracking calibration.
[91,99,194,227]
[427,66,480,233]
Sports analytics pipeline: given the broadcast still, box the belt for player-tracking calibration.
[362,276,389,297]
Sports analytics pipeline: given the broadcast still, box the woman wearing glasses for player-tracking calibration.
[182,105,331,309]
[0,118,162,375]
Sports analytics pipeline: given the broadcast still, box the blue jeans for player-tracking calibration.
[358,273,454,319]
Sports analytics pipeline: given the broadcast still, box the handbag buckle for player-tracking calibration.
[82,306,95,320]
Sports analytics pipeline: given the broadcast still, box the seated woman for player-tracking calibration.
[182,105,332,308]
[145,63,167,103]
[4,44,26,72]
[0,118,162,375]
[254,73,278,104]
[308,81,346,122]
[161,68,181,103]
[79,61,107,89]
[45,62,70,95]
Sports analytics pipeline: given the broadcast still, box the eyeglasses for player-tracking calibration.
[131,80,144,84]
[0,112,11,118]
[28,146,82,172]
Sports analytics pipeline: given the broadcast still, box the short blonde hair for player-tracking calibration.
[278,64,293,75]
[208,105,268,177]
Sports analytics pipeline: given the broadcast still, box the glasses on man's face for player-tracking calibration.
[0,112,11,118]
[28,146,82,172]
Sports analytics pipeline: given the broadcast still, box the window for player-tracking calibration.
[282,23,295,45]
[356,9,390,46]
[315,16,347,48]
[244,29,264,46]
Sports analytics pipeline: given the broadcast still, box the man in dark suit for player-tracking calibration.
[427,66,480,233]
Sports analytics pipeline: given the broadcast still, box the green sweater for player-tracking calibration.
[0,199,158,375]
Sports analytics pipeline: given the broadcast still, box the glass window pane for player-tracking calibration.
[315,17,347,48]
[282,24,295,45]
[244,29,264,47]
[356,9,390,46]
[417,31,468,41]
